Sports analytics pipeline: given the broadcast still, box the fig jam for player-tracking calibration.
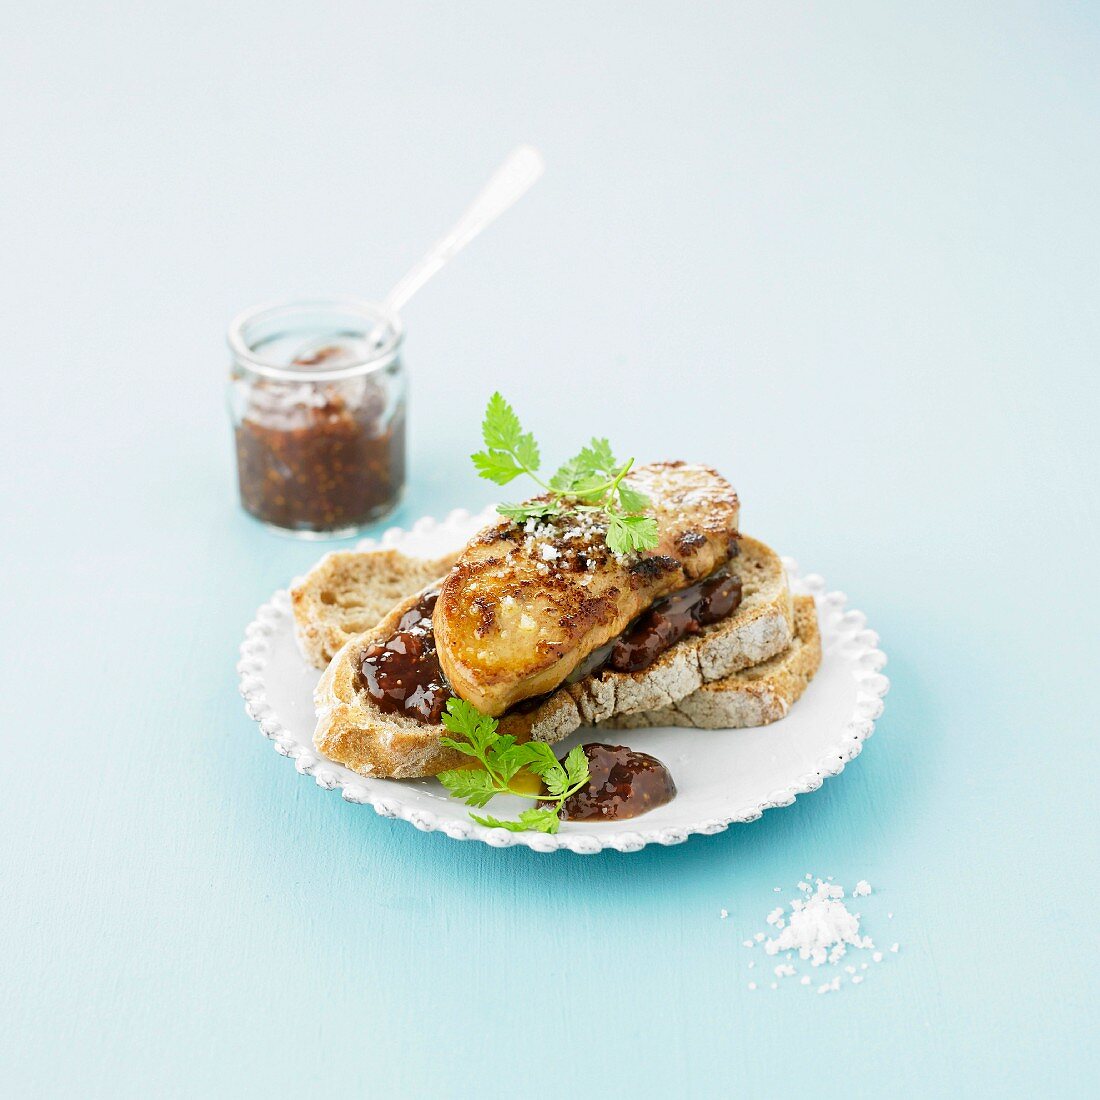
[548,743,677,822]
[608,569,742,673]
[357,590,453,723]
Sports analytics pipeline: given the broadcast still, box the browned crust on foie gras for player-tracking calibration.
[433,461,740,715]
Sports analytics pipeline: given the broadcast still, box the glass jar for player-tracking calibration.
[227,298,406,538]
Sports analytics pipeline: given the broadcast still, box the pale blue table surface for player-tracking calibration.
[3,3,1098,1097]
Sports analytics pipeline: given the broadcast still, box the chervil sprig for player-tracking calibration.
[436,698,590,834]
[470,392,659,556]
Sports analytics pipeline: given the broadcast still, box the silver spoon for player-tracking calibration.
[295,145,545,364]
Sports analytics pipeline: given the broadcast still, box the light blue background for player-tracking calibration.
[3,2,1097,1096]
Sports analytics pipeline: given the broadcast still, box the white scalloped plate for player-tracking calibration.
[237,508,889,854]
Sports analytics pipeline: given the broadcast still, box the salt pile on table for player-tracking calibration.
[763,880,874,965]
[732,877,896,993]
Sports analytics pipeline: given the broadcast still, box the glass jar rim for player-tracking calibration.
[227,296,405,382]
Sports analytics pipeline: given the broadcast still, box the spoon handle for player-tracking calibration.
[383,145,545,315]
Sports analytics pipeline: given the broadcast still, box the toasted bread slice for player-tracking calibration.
[495,536,793,743]
[312,535,794,779]
[291,549,459,669]
[313,582,469,778]
[601,595,820,730]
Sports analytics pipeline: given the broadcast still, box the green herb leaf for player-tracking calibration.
[474,392,541,485]
[441,697,500,756]
[469,813,524,831]
[513,432,541,473]
[472,449,525,486]
[617,483,651,514]
[517,807,562,833]
[516,740,562,778]
[435,698,593,832]
[541,765,569,800]
[472,393,661,559]
[579,437,617,475]
[470,808,560,834]
[563,744,590,789]
[438,735,483,759]
[487,741,529,785]
[468,814,523,827]
[549,454,589,494]
[496,499,562,523]
[569,473,612,503]
[481,392,524,452]
[606,512,660,555]
[486,732,517,757]
[436,768,499,808]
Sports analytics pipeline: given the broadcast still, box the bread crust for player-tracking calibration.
[291,548,459,669]
[496,536,794,742]
[602,595,821,730]
[312,535,794,778]
[313,583,470,779]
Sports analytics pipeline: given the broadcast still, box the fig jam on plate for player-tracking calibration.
[547,743,677,822]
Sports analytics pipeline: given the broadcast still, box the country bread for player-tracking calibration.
[495,536,793,742]
[601,595,820,730]
[291,549,459,669]
[313,583,468,779]
[313,536,794,778]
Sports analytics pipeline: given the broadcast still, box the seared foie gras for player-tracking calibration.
[433,461,739,714]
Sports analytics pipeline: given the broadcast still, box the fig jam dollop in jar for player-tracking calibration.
[227,299,406,537]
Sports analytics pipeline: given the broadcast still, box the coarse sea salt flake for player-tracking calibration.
[742,940,753,948]
[720,909,728,919]
[890,943,899,953]
[736,874,896,995]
